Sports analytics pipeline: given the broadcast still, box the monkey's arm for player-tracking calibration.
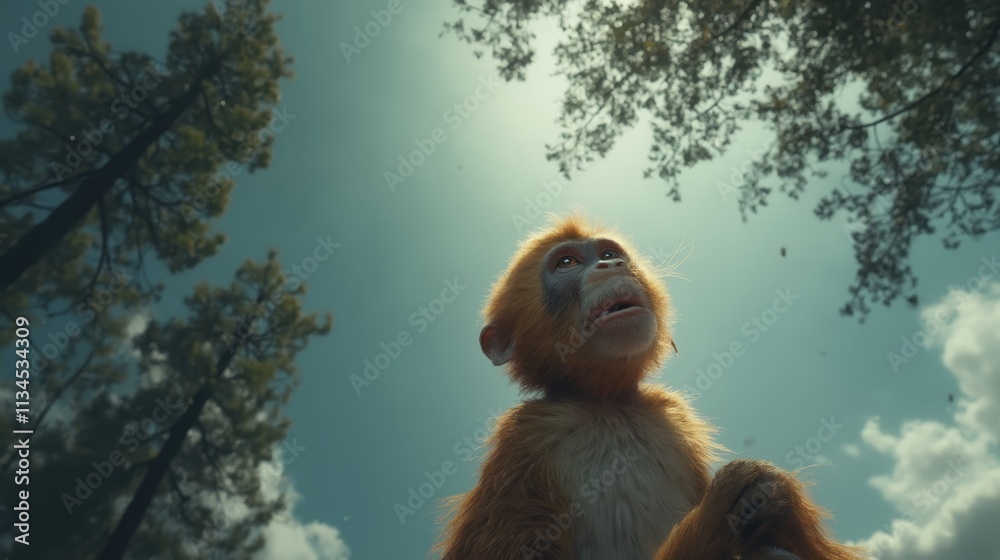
[655,459,865,560]
[435,406,572,560]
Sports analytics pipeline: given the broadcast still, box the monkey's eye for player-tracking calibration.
[601,249,622,260]
[556,255,581,269]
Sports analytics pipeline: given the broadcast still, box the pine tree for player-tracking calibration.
[1,252,330,559]
[0,0,292,320]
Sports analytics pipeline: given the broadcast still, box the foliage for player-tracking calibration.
[445,0,1000,317]
[1,252,331,559]
[0,0,293,329]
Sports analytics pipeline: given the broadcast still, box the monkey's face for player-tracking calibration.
[481,219,673,395]
[542,238,659,358]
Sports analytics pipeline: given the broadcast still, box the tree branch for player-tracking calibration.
[846,19,1000,131]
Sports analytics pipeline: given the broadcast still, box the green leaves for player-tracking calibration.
[447,0,1000,318]
[0,4,320,558]
[0,251,330,560]
[0,1,292,320]
[99,252,329,559]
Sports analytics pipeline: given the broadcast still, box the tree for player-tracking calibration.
[1,252,331,559]
[0,0,292,319]
[445,0,1000,318]
[96,251,331,560]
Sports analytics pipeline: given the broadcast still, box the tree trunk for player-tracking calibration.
[96,340,237,560]
[0,71,208,294]
[95,386,211,560]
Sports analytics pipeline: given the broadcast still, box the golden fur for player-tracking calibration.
[436,215,864,560]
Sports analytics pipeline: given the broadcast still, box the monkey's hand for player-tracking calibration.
[655,459,865,560]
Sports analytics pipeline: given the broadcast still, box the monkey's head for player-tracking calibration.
[480,215,674,398]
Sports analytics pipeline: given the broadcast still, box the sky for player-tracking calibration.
[2,1,999,559]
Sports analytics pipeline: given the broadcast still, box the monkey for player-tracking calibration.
[655,459,863,560]
[435,215,863,560]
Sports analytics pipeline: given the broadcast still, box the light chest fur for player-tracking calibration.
[543,393,705,560]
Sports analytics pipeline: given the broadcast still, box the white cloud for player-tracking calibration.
[125,311,152,339]
[257,517,351,560]
[928,286,1000,441]
[852,284,1000,559]
[185,447,349,559]
[842,443,861,457]
[122,309,170,387]
[254,455,351,560]
[123,317,349,559]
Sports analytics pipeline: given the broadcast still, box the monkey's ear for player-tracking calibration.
[480,324,513,366]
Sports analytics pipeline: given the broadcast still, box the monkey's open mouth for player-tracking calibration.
[586,297,645,330]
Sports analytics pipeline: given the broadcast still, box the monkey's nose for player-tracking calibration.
[596,258,626,269]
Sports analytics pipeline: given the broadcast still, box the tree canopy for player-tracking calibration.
[0,4,330,559]
[1,253,330,560]
[445,0,1000,318]
[0,0,292,326]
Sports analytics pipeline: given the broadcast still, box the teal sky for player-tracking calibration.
[4,1,1000,558]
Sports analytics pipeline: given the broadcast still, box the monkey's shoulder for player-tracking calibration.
[636,384,718,439]
[492,386,715,458]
